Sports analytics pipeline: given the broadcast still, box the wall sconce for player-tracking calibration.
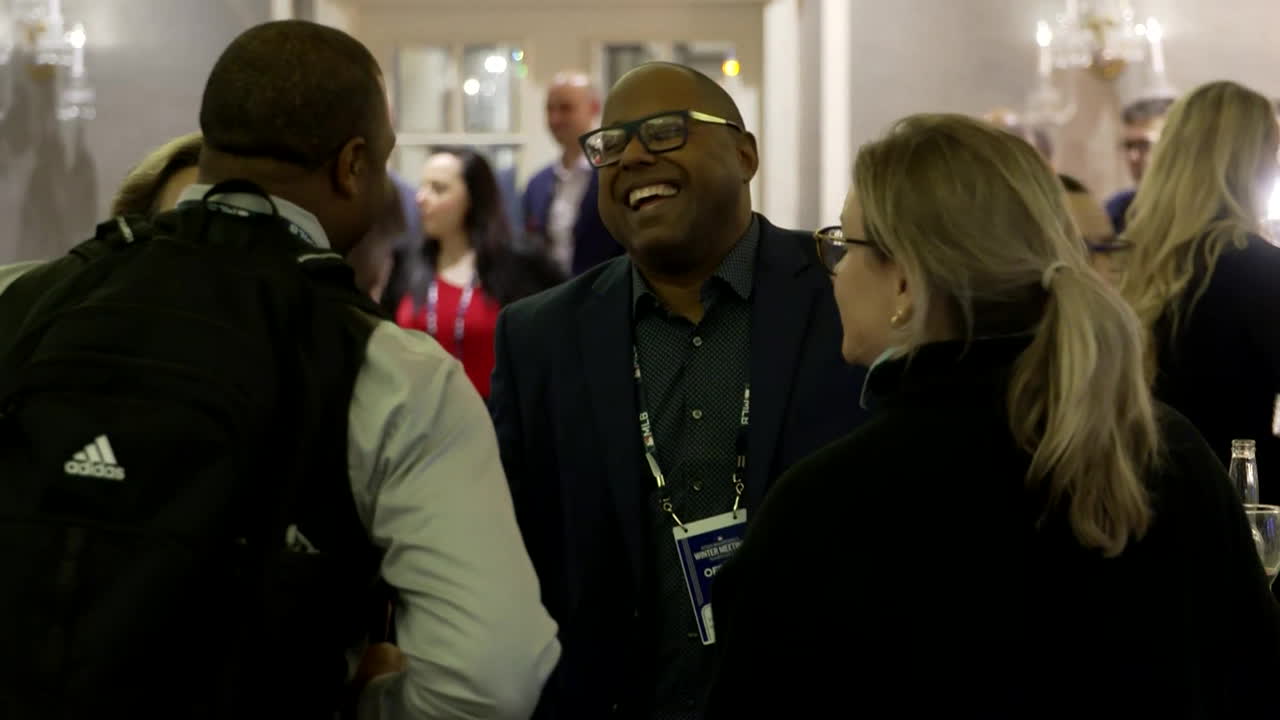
[11,0,94,121]
[1040,0,1148,81]
[1024,20,1077,129]
[16,0,70,78]
[57,21,93,121]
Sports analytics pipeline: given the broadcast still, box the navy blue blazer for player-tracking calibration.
[522,163,623,276]
[1106,188,1137,234]
[489,214,868,718]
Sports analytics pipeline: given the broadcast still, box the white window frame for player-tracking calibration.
[391,41,531,184]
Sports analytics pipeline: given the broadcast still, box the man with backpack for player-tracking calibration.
[0,20,559,720]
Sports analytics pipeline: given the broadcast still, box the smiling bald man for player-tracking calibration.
[488,62,868,719]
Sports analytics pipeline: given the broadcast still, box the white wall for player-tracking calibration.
[0,0,268,263]
[794,0,822,228]
[760,0,797,228]
[835,0,1280,220]
[1139,0,1280,98]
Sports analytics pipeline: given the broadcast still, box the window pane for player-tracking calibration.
[604,44,657,90]
[601,42,739,91]
[461,45,521,133]
[673,42,737,80]
[397,46,455,133]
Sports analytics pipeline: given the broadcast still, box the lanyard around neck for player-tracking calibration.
[632,345,749,529]
[425,275,477,358]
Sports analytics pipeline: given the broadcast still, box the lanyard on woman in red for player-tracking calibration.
[425,275,477,358]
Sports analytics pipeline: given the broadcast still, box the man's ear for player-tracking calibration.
[737,131,759,183]
[332,136,369,199]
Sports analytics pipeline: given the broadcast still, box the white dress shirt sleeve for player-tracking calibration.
[347,322,560,720]
[0,261,46,297]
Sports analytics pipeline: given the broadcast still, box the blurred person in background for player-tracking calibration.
[111,131,202,217]
[347,170,421,303]
[523,71,621,275]
[385,147,563,398]
[707,113,1280,719]
[1107,97,1175,233]
[1121,81,1280,498]
[1059,173,1125,285]
[982,107,1054,161]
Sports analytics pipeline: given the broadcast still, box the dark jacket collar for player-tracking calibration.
[630,215,761,316]
[862,334,1035,409]
[576,212,824,592]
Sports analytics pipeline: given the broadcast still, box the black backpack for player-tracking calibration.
[0,182,388,719]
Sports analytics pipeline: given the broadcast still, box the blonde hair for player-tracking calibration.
[111,132,203,217]
[855,114,1158,557]
[1121,81,1279,350]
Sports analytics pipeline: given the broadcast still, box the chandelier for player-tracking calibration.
[1042,0,1151,80]
[11,0,94,121]
[1026,1,1171,128]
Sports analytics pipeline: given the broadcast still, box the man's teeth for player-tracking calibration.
[629,184,679,208]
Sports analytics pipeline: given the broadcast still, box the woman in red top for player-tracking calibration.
[385,147,563,397]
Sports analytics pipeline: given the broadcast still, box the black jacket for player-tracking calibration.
[1154,234,1280,499]
[708,336,1280,719]
[489,214,868,718]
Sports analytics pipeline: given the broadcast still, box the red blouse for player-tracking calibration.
[394,279,501,398]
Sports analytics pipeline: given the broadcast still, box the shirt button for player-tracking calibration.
[692,481,703,491]
[692,336,703,347]
[691,409,703,420]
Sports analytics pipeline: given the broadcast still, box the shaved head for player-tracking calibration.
[608,62,744,128]
[546,69,600,153]
[595,61,757,278]
[551,70,593,91]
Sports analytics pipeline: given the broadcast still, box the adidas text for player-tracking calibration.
[64,460,126,480]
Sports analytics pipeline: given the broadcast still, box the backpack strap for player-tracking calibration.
[0,215,156,410]
[70,215,150,264]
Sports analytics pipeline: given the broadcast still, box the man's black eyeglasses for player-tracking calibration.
[579,110,743,168]
[814,225,876,274]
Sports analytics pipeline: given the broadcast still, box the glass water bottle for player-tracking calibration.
[1229,439,1260,505]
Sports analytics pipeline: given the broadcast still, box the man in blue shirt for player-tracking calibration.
[1106,97,1174,233]
[522,71,621,275]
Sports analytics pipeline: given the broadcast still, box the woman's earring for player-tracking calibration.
[889,307,911,329]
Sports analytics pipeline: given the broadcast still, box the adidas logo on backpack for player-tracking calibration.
[64,434,126,481]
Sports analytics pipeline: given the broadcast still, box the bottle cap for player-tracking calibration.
[1232,439,1257,457]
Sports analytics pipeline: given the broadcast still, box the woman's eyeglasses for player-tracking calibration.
[814,225,876,274]
[579,110,743,168]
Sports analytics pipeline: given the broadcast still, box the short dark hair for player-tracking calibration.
[1122,97,1175,126]
[1058,173,1088,194]
[199,20,384,170]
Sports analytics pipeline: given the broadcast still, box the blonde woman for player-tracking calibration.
[705,114,1280,719]
[1121,81,1280,496]
[110,132,203,217]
